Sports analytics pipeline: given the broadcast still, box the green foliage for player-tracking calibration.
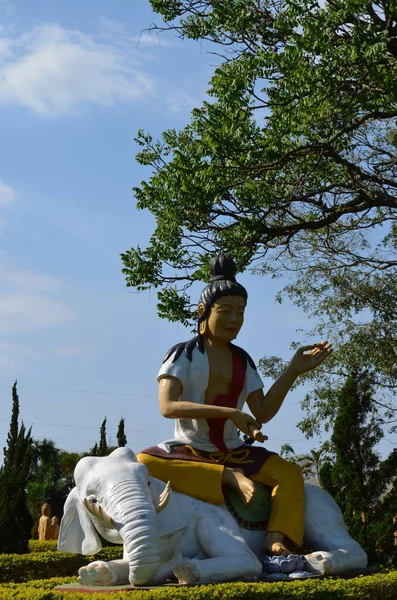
[123,0,397,317]
[89,417,111,457]
[0,382,33,554]
[3,380,20,465]
[318,370,397,566]
[27,440,80,525]
[259,244,397,438]
[280,444,326,480]
[1,536,397,598]
[0,547,123,583]
[29,540,59,553]
[117,417,127,448]
[98,417,108,456]
[1,571,397,600]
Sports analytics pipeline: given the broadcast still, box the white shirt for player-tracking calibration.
[157,344,264,452]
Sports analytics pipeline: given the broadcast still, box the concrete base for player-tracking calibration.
[55,568,378,593]
[54,582,186,593]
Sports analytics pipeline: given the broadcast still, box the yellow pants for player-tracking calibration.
[137,452,304,548]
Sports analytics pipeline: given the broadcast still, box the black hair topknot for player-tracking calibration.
[209,254,237,282]
[198,255,247,321]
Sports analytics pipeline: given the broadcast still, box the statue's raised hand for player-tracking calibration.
[288,341,332,376]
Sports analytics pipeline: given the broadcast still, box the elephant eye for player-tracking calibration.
[87,495,97,504]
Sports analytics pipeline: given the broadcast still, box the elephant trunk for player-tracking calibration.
[111,483,160,586]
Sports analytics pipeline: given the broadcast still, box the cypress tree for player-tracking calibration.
[3,381,20,466]
[89,442,98,456]
[327,370,381,511]
[319,370,396,564]
[98,417,108,457]
[117,417,127,447]
[0,382,33,553]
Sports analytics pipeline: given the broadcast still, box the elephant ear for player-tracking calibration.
[58,487,102,555]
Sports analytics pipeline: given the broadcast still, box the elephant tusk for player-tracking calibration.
[83,497,115,526]
[154,481,171,513]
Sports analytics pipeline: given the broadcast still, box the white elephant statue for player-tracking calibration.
[58,447,367,587]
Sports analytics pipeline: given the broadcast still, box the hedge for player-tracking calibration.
[0,572,396,600]
[28,540,122,553]
[29,540,59,553]
[0,547,123,583]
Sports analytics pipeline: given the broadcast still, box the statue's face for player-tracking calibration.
[199,295,246,343]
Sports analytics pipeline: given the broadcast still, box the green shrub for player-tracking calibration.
[0,572,396,600]
[29,540,59,553]
[0,547,123,583]
[0,550,396,600]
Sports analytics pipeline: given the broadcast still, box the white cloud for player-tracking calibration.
[4,270,65,292]
[0,23,155,115]
[0,342,39,372]
[0,36,13,60]
[0,292,76,332]
[0,179,15,207]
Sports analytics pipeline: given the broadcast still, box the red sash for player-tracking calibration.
[207,348,246,454]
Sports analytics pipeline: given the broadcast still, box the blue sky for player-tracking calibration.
[0,0,392,462]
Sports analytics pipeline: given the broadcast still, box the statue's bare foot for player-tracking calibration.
[223,467,255,505]
[173,560,200,585]
[263,532,291,556]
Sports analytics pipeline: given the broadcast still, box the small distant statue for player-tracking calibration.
[51,516,60,540]
[38,503,52,540]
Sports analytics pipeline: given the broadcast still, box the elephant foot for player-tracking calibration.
[173,560,200,585]
[78,561,117,586]
[305,551,334,575]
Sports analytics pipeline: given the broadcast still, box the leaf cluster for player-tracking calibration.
[318,370,397,566]
[123,0,397,324]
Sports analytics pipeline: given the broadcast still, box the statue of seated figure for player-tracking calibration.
[51,516,60,540]
[138,255,332,556]
[38,503,52,541]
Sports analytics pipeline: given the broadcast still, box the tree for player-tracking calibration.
[259,259,397,437]
[89,418,110,457]
[123,0,397,317]
[319,370,397,565]
[0,382,33,553]
[122,0,397,432]
[280,444,326,480]
[3,380,20,465]
[99,417,108,456]
[58,450,82,492]
[117,417,127,447]
[26,440,80,526]
[296,448,326,481]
